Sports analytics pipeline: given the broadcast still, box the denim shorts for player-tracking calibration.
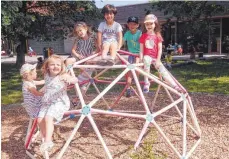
[128,55,136,64]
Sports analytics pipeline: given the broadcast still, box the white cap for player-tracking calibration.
[20,63,37,76]
[144,14,158,23]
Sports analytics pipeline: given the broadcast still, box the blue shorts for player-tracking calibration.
[128,55,136,64]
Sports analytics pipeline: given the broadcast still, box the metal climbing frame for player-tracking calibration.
[25,50,201,159]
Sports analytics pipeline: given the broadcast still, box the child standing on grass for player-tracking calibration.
[123,16,142,97]
[165,50,173,69]
[65,21,98,104]
[177,45,183,55]
[97,4,123,66]
[139,14,183,93]
[38,55,78,155]
[21,63,45,118]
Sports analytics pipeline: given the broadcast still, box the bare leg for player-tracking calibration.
[44,116,54,142]
[101,43,110,59]
[37,117,46,139]
[109,42,118,60]
[127,72,132,87]
[157,63,177,87]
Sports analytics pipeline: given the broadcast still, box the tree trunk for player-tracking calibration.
[190,46,196,59]
[16,36,26,68]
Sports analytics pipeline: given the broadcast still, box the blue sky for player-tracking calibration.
[95,0,149,9]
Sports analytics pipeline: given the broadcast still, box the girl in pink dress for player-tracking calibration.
[139,14,183,93]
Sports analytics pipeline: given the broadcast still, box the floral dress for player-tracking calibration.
[38,74,70,121]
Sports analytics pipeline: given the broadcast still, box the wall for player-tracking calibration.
[28,39,64,55]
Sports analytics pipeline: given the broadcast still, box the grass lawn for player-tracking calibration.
[170,59,229,94]
[1,59,229,105]
[1,63,23,105]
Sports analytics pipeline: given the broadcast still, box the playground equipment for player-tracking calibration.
[24,50,201,159]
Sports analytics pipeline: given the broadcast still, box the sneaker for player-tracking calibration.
[96,59,107,66]
[107,108,113,111]
[40,141,54,156]
[143,83,150,93]
[106,59,115,66]
[126,88,131,98]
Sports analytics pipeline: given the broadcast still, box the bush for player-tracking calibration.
[129,129,167,159]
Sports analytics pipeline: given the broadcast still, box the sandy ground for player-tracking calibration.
[1,92,229,159]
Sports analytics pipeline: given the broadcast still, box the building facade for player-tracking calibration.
[29,2,229,55]
[115,2,229,54]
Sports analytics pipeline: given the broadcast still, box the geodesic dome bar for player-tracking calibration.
[55,50,201,159]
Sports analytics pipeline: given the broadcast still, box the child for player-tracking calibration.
[21,63,45,118]
[65,21,97,65]
[177,45,183,55]
[123,16,142,97]
[165,50,173,69]
[65,21,97,104]
[97,4,123,66]
[139,14,183,93]
[38,55,78,154]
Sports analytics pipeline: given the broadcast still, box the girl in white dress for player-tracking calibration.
[37,55,78,154]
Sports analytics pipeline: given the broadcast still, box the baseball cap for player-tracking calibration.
[144,14,157,23]
[20,63,37,76]
[127,16,139,24]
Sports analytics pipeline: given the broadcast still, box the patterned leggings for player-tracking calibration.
[143,55,178,88]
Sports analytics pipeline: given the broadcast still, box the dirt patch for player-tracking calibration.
[1,92,229,159]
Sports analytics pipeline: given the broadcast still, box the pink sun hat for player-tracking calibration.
[144,14,158,23]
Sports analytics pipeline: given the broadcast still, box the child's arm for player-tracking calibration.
[97,31,102,52]
[61,73,78,85]
[38,85,46,93]
[27,87,44,96]
[93,33,100,53]
[156,42,163,69]
[117,31,123,50]
[139,43,144,62]
[33,80,45,86]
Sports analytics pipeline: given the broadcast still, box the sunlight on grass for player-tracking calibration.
[1,59,229,105]
[170,59,229,94]
[1,91,23,105]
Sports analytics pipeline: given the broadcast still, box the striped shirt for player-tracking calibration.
[22,80,42,118]
[73,32,97,57]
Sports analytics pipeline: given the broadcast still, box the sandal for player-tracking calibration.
[71,97,80,107]
[106,59,115,66]
[126,88,131,98]
[96,59,107,66]
[40,141,54,157]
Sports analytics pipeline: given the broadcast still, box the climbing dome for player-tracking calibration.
[25,50,201,159]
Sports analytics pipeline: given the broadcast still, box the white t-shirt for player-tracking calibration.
[98,21,123,43]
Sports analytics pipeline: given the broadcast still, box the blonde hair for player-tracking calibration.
[41,54,65,76]
[73,21,92,38]
[21,69,36,80]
